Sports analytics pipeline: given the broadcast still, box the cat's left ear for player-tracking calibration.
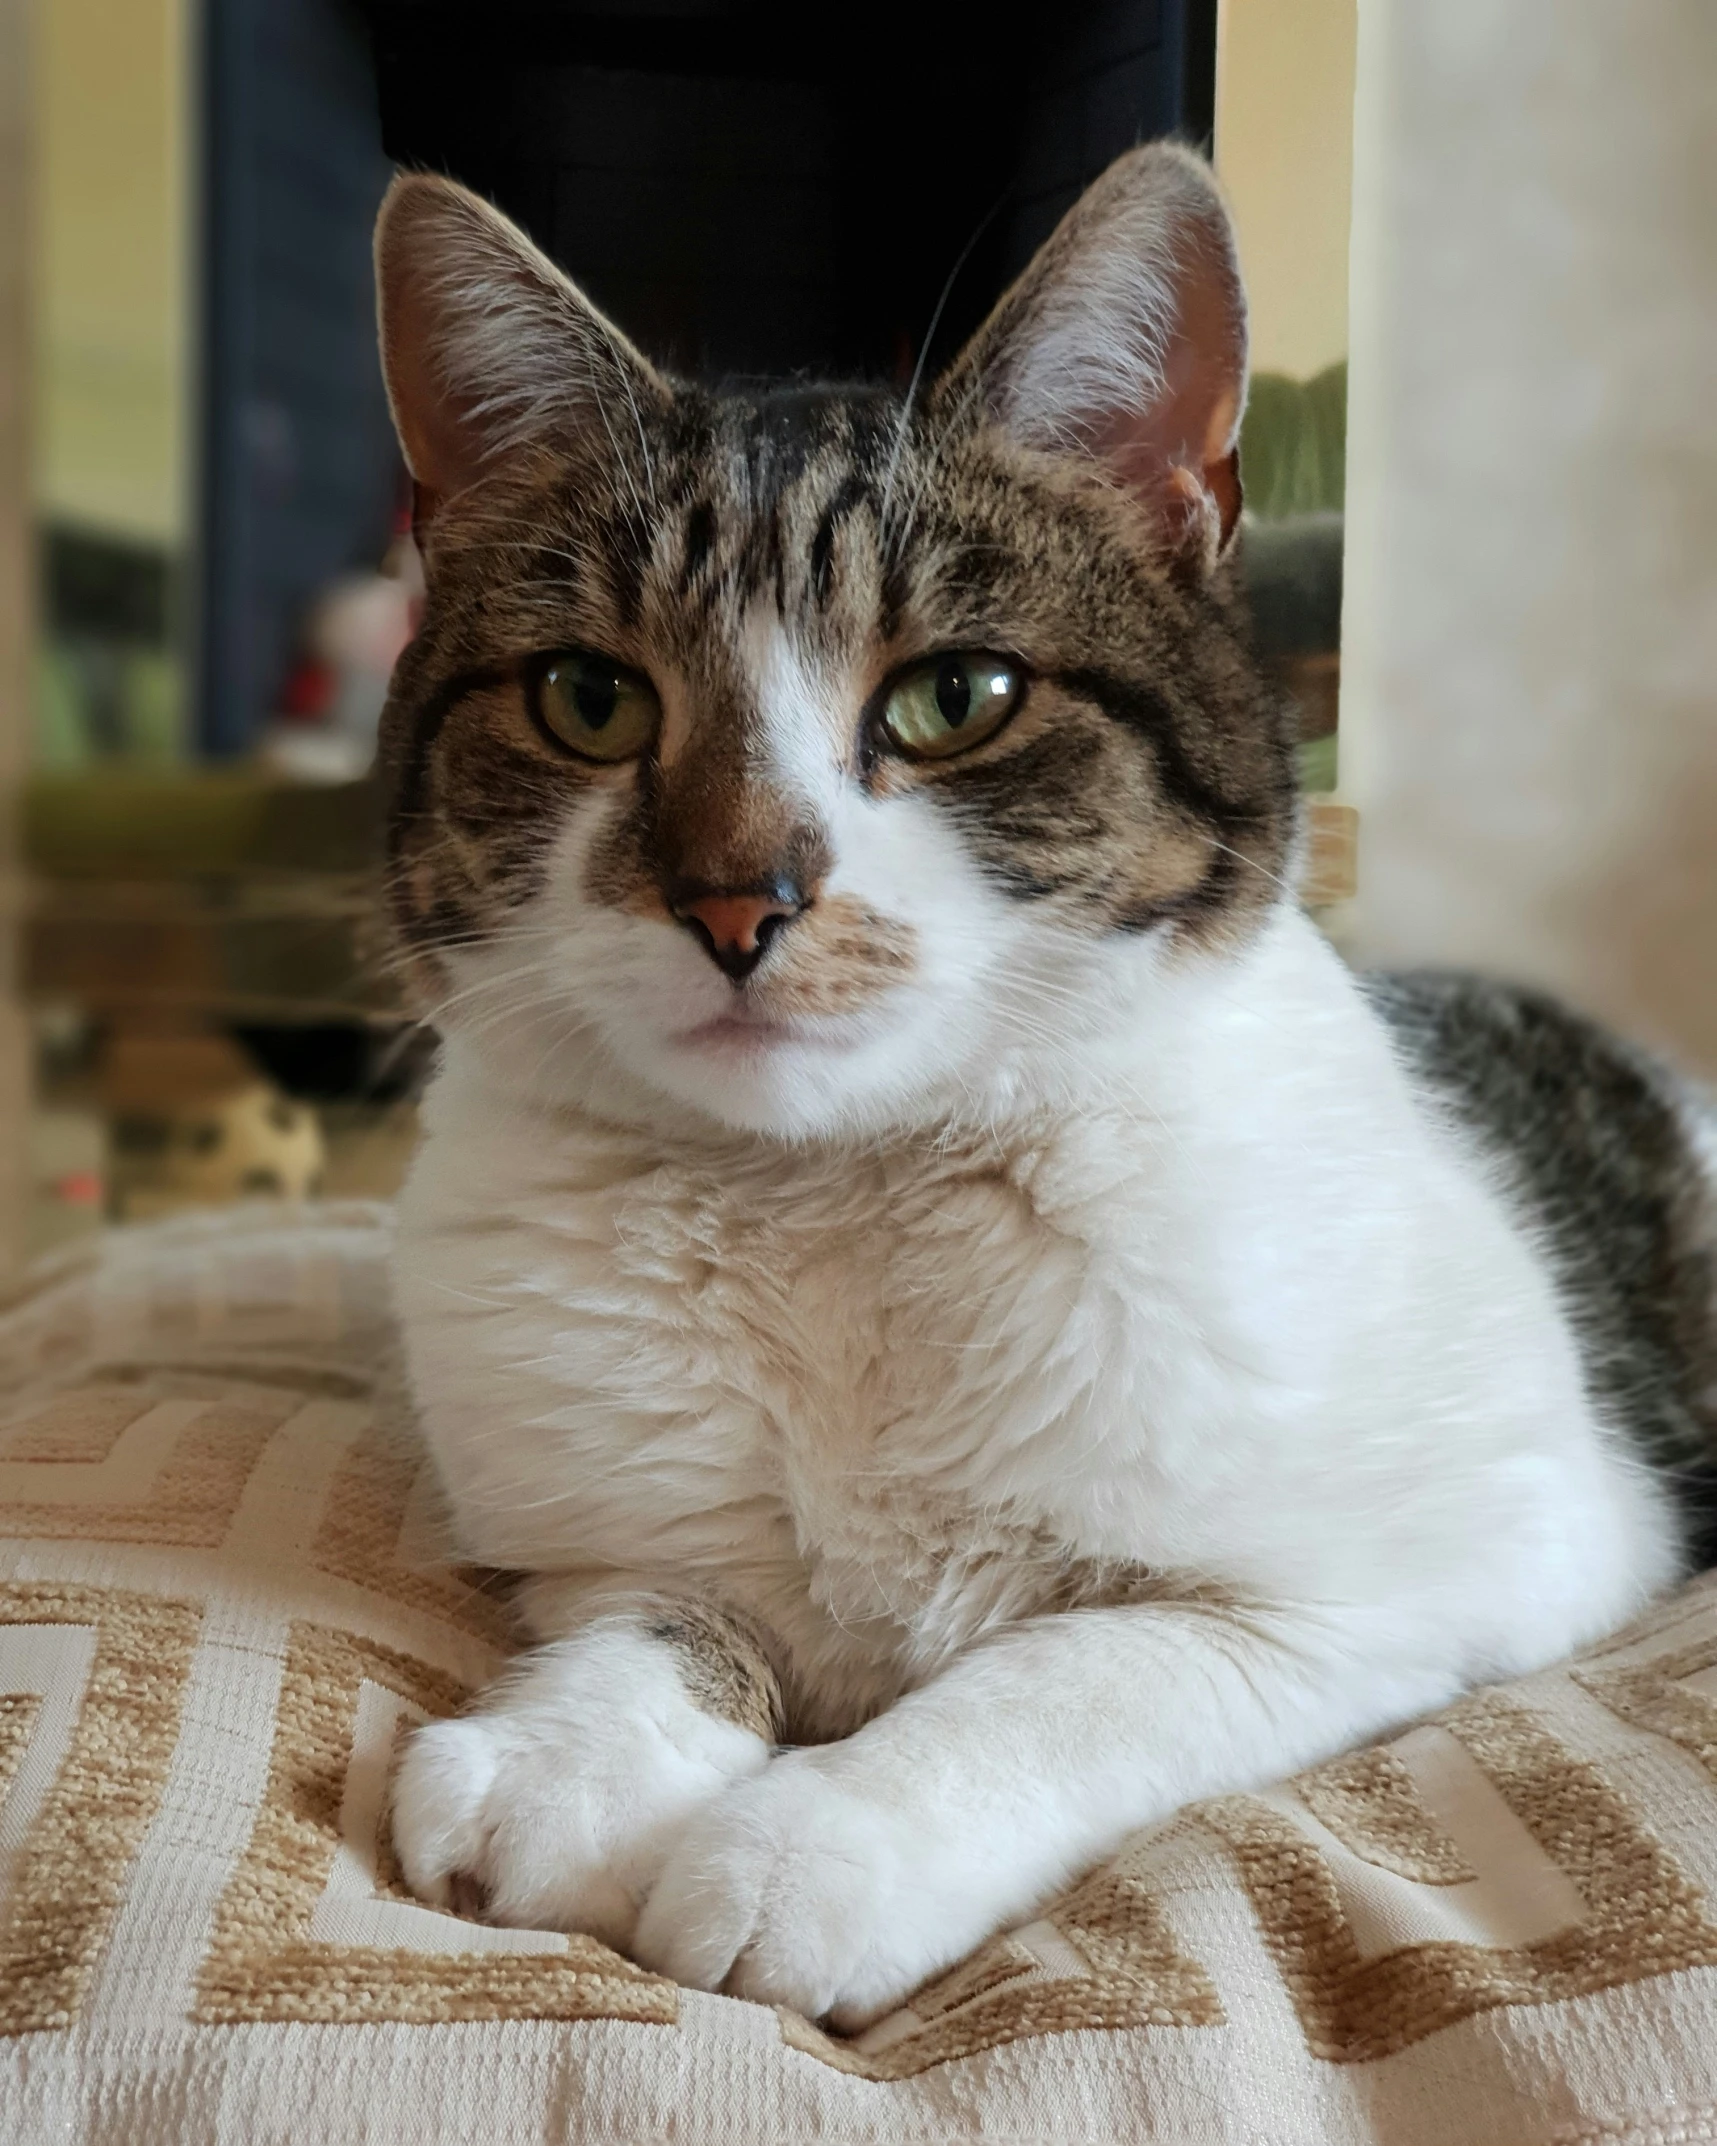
[374,171,668,532]
[936,143,1248,573]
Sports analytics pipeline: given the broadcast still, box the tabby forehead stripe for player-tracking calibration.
[809,475,873,609]
[679,500,716,594]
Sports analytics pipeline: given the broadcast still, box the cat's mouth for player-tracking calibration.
[674,1007,850,1054]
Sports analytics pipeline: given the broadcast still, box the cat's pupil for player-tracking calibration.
[934,660,972,729]
[575,671,619,729]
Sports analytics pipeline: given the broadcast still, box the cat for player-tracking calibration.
[373,142,1717,2030]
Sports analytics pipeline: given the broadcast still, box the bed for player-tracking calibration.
[2,1203,1715,2145]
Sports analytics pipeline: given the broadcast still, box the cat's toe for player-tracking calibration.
[390,1715,504,1912]
[633,1756,970,2028]
[390,1682,772,1951]
[389,1711,643,1945]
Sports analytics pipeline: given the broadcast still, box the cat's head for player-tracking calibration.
[373,145,1294,1141]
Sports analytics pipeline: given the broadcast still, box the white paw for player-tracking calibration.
[391,1630,770,1949]
[632,1752,1007,2029]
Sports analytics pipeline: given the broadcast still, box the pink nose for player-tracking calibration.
[670,883,805,980]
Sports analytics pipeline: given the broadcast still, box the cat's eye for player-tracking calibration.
[534,650,661,762]
[879,654,1022,761]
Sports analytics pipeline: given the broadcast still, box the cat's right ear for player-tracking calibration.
[933,144,1248,576]
[373,172,667,529]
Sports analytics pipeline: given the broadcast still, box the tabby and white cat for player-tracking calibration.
[375,145,1717,2028]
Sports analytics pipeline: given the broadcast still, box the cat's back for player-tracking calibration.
[1368,969,1717,1561]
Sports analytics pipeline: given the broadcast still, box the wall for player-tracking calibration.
[1341,0,1717,1074]
[33,0,188,544]
[1215,0,1355,380]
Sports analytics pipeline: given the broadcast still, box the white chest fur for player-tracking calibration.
[397,1093,1122,1681]
[393,915,1678,1731]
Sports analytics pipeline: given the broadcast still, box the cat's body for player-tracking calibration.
[374,147,1717,2027]
[399,926,1694,1724]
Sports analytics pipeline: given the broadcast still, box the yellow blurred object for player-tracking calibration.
[35,0,190,544]
[99,1031,325,1221]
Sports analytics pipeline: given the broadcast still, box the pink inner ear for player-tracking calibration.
[386,318,489,506]
[376,197,499,507]
[1100,415,1243,558]
[375,173,671,528]
[1089,229,1247,558]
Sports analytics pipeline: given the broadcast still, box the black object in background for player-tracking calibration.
[198,0,402,759]
[198,0,1216,757]
[365,0,1216,383]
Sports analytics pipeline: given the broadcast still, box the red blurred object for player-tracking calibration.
[262,509,425,779]
[278,658,338,721]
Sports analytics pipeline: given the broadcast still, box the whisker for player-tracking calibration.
[880,193,1006,549]
[1204,836,1300,903]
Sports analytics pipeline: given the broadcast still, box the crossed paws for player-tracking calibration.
[391,1630,999,2029]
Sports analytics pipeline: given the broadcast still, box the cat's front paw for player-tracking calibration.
[632,1752,1007,2028]
[392,1631,771,1949]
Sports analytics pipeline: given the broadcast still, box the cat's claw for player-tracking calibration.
[445,1866,490,1923]
[633,1753,1001,2030]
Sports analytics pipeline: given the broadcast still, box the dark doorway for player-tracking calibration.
[198,0,1218,755]
[366,1,1217,385]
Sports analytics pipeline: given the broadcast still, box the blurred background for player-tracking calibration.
[0,0,1709,1273]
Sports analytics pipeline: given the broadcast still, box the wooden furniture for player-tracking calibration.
[22,772,393,1025]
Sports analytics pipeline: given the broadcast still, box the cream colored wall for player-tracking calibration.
[1215,0,1356,380]
[33,0,189,543]
[1340,0,1717,1075]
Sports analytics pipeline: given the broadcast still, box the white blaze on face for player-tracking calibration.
[734,607,1053,1046]
[742,610,853,832]
[737,611,937,937]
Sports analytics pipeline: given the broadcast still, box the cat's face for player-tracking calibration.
[375,148,1294,1140]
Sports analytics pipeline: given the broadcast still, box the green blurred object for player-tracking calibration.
[34,646,86,772]
[124,650,186,763]
[1240,363,1348,521]
[32,641,186,768]
[25,768,383,879]
[1297,734,1338,795]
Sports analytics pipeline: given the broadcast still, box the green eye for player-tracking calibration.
[535,650,660,761]
[880,654,1022,760]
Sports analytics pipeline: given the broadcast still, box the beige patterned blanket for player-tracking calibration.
[2,1203,1716,2144]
